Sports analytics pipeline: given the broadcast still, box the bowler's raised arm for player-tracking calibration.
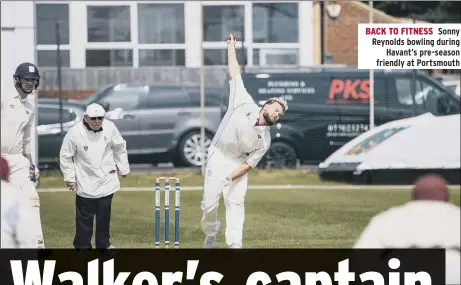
[227,34,241,78]
[226,34,253,110]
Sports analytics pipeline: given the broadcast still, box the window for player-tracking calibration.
[37,50,70,67]
[100,87,146,111]
[43,2,307,68]
[137,3,185,67]
[415,81,437,105]
[200,3,300,67]
[86,50,133,67]
[142,87,189,108]
[87,6,131,42]
[445,84,458,94]
[36,4,69,45]
[35,3,70,68]
[419,80,459,115]
[203,5,245,42]
[81,87,113,106]
[395,77,460,114]
[138,4,185,44]
[38,107,76,126]
[395,77,424,106]
[188,87,224,107]
[204,48,247,66]
[253,48,298,66]
[252,3,298,43]
[202,5,245,66]
[139,50,185,66]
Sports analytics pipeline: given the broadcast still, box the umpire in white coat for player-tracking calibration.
[59,103,130,250]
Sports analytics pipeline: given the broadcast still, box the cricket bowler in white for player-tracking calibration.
[201,34,288,249]
[1,62,45,248]
[1,156,38,248]
[60,103,130,250]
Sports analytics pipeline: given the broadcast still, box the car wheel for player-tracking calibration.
[258,142,298,169]
[177,131,213,167]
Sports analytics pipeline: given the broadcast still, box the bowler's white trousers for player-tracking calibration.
[2,154,45,248]
[201,150,248,248]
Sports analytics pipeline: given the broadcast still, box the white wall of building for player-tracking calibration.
[35,0,314,69]
[1,1,39,165]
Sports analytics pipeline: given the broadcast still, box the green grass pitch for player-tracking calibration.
[39,187,460,249]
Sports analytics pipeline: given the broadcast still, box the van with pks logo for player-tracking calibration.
[328,79,370,103]
[220,68,460,168]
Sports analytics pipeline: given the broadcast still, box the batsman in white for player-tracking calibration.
[201,34,288,249]
[60,103,130,250]
[1,62,45,248]
[1,156,38,248]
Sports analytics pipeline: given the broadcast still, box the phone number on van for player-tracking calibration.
[327,124,370,137]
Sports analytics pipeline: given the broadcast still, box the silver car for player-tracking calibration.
[37,98,86,169]
[76,84,224,167]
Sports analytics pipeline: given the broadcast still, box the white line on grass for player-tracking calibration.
[37,184,460,193]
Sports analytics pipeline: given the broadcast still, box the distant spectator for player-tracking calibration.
[354,174,460,284]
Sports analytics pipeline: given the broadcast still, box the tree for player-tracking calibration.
[362,1,460,23]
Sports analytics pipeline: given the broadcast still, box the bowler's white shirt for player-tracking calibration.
[59,119,130,198]
[208,75,271,168]
[1,93,34,155]
[1,180,38,248]
[354,200,460,284]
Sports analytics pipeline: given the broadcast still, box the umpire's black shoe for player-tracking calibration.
[75,248,92,255]
[100,245,119,256]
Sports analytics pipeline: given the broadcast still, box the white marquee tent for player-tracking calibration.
[319,113,460,174]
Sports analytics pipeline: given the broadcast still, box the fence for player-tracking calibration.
[37,66,230,98]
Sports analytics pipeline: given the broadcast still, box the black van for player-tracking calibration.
[221,68,460,168]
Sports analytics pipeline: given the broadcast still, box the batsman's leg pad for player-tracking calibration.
[28,192,45,248]
[3,155,45,248]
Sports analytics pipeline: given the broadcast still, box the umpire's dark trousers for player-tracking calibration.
[73,193,114,249]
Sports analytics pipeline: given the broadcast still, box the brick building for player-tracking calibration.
[312,1,425,66]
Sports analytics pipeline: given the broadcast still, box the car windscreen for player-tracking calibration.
[187,87,224,107]
[80,86,113,106]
